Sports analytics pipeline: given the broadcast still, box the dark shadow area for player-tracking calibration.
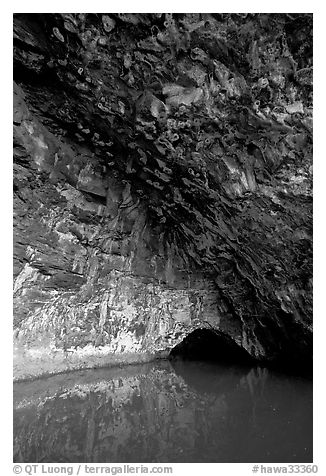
[168,328,254,364]
[169,359,255,395]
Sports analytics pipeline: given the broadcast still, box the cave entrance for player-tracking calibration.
[168,328,254,364]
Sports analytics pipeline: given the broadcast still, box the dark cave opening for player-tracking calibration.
[168,328,254,364]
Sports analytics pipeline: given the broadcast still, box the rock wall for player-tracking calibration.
[13,14,313,379]
[14,83,239,379]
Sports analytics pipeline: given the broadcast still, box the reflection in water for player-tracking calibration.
[13,360,312,463]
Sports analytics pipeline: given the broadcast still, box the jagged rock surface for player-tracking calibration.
[13,13,313,379]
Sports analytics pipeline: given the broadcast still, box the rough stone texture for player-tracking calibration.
[13,13,313,379]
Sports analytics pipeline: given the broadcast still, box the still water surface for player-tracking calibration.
[13,360,312,463]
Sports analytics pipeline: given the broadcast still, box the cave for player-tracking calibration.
[13,13,312,380]
[12,13,314,466]
[169,328,254,364]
